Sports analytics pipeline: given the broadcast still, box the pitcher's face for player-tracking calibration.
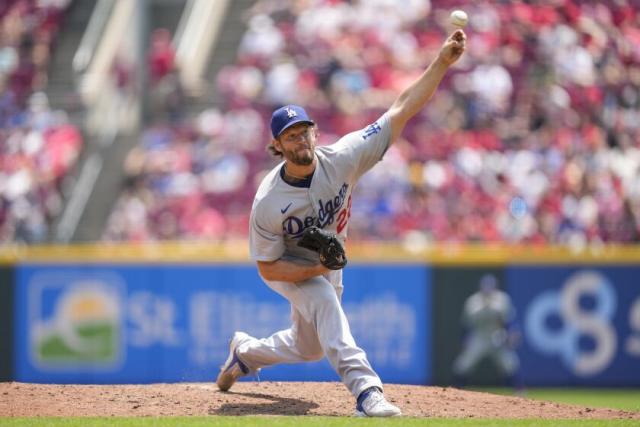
[276,123,317,166]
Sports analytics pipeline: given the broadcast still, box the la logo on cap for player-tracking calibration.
[270,104,314,138]
[285,107,297,118]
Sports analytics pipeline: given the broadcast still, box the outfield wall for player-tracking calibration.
[2,243,640,386]
[0,265,13,382]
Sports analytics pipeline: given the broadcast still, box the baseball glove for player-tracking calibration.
[297,226,347,270]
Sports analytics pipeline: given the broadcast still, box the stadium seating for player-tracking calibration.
[0,0,83,243]
[105,0,640,244]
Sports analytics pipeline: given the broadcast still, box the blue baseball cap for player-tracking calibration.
[270,105,315,138]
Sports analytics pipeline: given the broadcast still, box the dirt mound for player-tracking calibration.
[1,381,638,419]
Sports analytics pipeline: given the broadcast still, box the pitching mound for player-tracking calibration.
[1,382,638,419]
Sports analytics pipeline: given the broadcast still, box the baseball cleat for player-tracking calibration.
[216,332,251,391]
[355,387,402,417]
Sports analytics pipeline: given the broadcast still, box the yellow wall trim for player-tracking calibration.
[1,242,640,265]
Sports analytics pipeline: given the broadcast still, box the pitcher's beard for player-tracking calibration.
[285,148,314,166]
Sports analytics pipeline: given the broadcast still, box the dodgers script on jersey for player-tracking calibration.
[250,114,391,267]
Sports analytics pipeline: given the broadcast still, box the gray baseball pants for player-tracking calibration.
[234,271,382,398]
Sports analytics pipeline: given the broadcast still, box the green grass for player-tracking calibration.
[0,418,638,427]
[474,388,640,412]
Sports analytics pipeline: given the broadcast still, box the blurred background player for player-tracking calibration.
[453,274,522,390]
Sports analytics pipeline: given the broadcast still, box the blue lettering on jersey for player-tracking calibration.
[362,121,381,140]
[282,216,304,236]
[281,183,349,237]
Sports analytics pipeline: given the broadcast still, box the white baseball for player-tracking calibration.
[450,10,468,28]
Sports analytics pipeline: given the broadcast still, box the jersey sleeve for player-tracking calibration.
[333,113,392,180]
[249,202,284,262]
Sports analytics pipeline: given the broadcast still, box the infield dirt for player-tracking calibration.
[1,382,638,419]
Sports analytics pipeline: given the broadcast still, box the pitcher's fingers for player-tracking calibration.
[452,29,466,42]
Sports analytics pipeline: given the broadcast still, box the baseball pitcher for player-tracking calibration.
[216,30,467,417]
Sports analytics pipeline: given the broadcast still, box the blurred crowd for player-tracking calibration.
[1,0,83,243]
[105,0,640,245]
[103,115,260,241]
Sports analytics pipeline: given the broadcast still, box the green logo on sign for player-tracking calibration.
[32,279,122,367]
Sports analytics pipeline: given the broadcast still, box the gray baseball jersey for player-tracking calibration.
[238,113,392,398]
[250,113,391,267]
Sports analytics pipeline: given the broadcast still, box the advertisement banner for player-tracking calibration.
[15,264,430,384]
[508,266,640,386]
